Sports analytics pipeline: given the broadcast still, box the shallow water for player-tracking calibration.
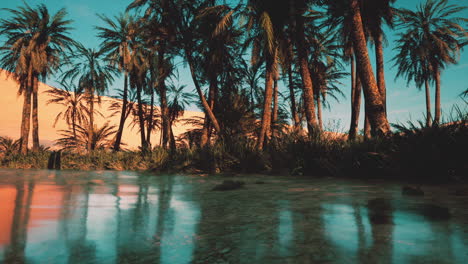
[0,169,467,264]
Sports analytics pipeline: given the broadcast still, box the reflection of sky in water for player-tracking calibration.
[278,200,293,257]
[322,204,372,256]
[323,203,468,264]
[161,198,200,264]
[1,170,468,264]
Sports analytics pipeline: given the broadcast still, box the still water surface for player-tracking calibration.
[0,169,467,263]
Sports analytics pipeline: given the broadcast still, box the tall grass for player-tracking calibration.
[1,112,467,182]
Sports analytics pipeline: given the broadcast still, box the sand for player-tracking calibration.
[0,69,203,150]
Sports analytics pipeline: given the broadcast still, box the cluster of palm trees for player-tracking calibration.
[0,0,466,154]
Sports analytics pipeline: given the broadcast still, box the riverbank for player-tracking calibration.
[1,119,467,183]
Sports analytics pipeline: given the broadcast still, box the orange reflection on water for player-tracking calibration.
[0,186,16,246]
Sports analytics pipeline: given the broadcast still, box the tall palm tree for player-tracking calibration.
[323,0,391,136]
[97,13,141,151]
[289,0,319,135]
[0,3,74,154]
[395,0,467,125]
[362,0,396,116]
[61,43,117,152]
[45,82,88,138]
[127,0,179,150]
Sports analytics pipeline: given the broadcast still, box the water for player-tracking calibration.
[0,169,467,264]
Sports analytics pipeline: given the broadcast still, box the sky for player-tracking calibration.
[1,0,467,132]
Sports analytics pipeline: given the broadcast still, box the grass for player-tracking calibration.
[1,113,467,183]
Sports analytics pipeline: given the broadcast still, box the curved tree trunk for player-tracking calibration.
[288,65,300,129]
[425,79,432,127]
[258,56,275,150]
[434,68,441,125]
[293,4,317,135]
[113,72,128,151]
[349,0,390,137]
[185,49,221,134]
[375,33,387,116]
[201,78,217,147]
[349,55,362,141]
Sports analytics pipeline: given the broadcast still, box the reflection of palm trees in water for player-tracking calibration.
[4,180,34,263]
[366,198,394,264]
[352,202,368,263]
[154,176,174,262]
[64,184,97,263]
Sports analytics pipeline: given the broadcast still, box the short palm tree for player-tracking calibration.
[45,82,88,138]
[395,0,467,125]
[61,43,117,152]
[0,3,74,153]
[167,83,196,149]
[56,121,117,152]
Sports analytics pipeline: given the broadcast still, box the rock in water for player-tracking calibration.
[212,180,245,191]
[402,186,424,196]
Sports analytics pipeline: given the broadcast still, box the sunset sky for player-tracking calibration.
[1,0,467,131]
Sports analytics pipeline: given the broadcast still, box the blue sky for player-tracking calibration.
[1,0,467,132]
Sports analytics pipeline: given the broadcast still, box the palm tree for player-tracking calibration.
[362,0,396,116]
[0,3,74,154]
[56,121,117,152]
[61,43,117,152]
[289,0,319,135]
[395,0,467,125]
[97,13,141,151]
[323,0,391,136]
[167,83,196,150]
[0,136,20,157]
[127,0,178,150]
[45,82,88,138]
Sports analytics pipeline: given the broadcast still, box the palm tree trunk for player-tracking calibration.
[113,72,128,151]
[293,5,317,134]
[157,47,170,150]
[364,113,371,140]
[169,125,176,151]
[19,83,32,155]
[258,56,275,150]
[349,0,390,137]
[349,59,362,140]
[32,76,39,152]
[201,78,217,147]
[272,79,279,127]
[87,89,94,152]
[136,84,147,151]
[375,33,387,115]
[185,49,221,134]
[434,68,441,125]
[72,108,77,139]
[317,92,323,131]
[425,79,432,127]
[288,65,300,129]
[147,87,155,148]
